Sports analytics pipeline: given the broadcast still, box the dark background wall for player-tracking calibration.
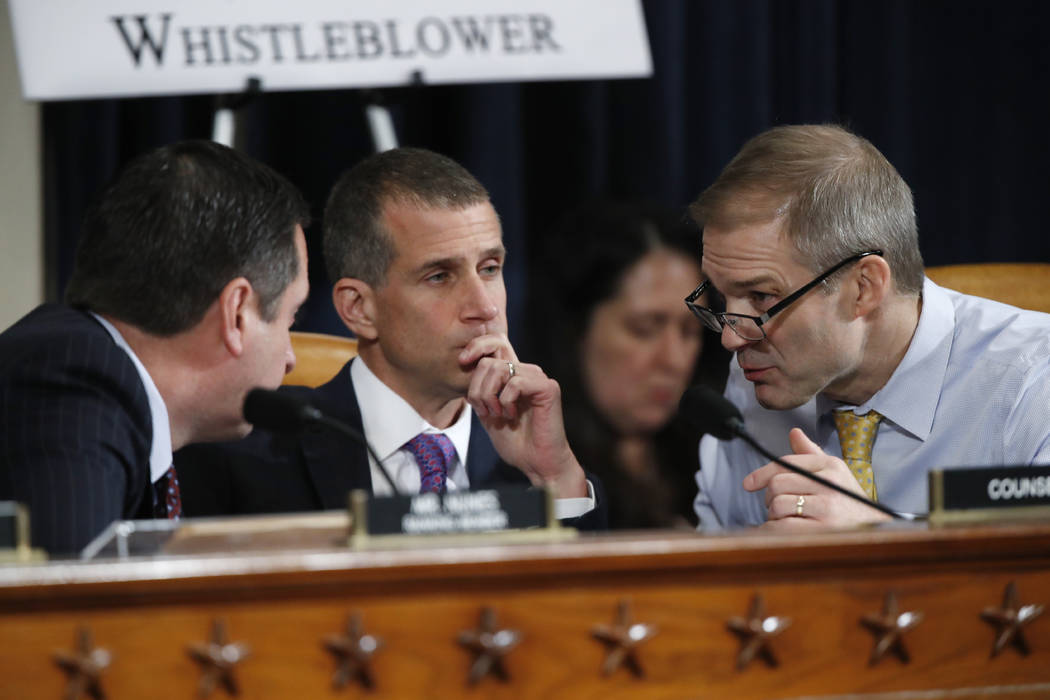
[43,0,1050,342]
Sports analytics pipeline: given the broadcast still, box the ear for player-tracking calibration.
[332,278,378,340]
[851,255,893,319]
[218,277,255,357]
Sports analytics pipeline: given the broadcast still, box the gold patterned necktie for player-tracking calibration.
[832,410,884,501]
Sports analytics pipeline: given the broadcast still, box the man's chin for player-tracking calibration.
[441,369,473,399]
[753,383,810,411]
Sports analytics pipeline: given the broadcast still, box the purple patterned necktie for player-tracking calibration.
[404,433,456,494]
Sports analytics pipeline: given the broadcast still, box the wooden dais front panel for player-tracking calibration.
[1,520,1049,699]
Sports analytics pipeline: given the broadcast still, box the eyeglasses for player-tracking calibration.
[684,250,884,341]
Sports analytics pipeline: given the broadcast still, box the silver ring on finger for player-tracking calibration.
[506,361,516,379]
[795,495,805,517]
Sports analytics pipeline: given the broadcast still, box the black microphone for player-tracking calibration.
[244,388,323,431]
[680,385,923,521]
[243,388,401,496]
[679,385,746,441]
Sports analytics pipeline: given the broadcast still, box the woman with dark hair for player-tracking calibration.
[527,200,729,529]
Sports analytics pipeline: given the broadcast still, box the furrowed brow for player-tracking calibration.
[722,274,778,294]
[413,245,506,275]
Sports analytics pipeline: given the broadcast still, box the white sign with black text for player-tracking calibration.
[8,0,652,101]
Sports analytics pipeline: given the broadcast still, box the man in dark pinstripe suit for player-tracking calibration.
[0,140,310,555]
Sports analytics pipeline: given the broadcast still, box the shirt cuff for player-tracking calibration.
[553,478,596,519]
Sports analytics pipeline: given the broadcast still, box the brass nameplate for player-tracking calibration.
[929,465,1050,525]
[0,501,46,563]
[348,487,574,549]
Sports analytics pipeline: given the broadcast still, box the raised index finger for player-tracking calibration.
[743,461,789,492]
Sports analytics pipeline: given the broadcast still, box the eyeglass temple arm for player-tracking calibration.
[758,251,884,324]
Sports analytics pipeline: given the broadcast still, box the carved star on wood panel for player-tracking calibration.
[591,600,657,678]
[456,606,521,686]
[186,619,251,698]
[726,594,791,670]
[323,612,383,690]
[980,581,1045,658]
[860,591,923,666]
[53,626,112,700]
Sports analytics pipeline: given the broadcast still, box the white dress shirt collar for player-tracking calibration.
[350,356,596,518]
[90,313,173,484]
[350,357,472,470]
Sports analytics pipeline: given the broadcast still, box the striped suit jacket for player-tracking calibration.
[0,305,155,555]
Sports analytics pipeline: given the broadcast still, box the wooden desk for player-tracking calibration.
[1,518,1049,698]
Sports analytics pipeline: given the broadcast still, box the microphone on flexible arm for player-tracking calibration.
[680,385,924,521]
[243,388,401,496]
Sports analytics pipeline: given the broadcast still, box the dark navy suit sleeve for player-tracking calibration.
[567,470,608,531]
[0,306,153,555]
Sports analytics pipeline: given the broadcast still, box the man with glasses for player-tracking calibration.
[687,124,1050,530]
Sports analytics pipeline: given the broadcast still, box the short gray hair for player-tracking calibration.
[690,124,924,295]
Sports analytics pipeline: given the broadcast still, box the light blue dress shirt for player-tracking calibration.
[695,278,1050,530]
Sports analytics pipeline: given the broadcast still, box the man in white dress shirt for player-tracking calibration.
[686,124,1050,531]
[177,147,602,526]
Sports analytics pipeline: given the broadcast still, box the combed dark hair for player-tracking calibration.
[66,140,309,336]
[690,124,925,295]
[323,147,489,286]
[528,200,730,529]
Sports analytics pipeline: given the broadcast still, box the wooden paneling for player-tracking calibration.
[2,522,1049,698]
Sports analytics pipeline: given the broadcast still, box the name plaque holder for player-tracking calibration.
[348,487,575,549]
[76,487,575,559]
[928,464,1050,525]
[0,502,46,563]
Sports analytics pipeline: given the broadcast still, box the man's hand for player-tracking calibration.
[460,334,587,498]
[743,428,891,530]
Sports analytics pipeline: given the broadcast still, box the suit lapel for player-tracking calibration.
[466,413,501,487]
[297,359,375,509]
[296,361,514,502]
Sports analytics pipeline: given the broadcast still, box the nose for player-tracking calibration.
[720,323,753,353]
[657,327,699,375]
[461,274,500,323]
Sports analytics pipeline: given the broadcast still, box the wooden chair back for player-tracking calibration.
[284,331,358,388]
[925,263,1050,313]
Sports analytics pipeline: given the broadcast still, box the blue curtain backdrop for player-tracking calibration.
[42,0,1050,340]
